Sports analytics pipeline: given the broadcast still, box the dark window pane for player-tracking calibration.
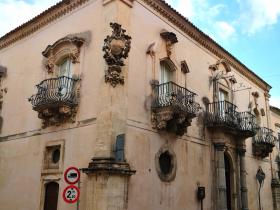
[159,151,172,175]
[52,149,60,164]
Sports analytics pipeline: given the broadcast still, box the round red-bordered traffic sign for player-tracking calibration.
[63,185,80,204]
[64,167,80,184]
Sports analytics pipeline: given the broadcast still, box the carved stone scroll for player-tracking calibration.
[103,23,131,87]
[160,31,178,57]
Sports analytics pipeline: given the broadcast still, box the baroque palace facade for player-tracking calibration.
[0,0,280,210]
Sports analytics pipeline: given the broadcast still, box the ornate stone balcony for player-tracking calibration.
[29,76,80,128]
[205,101,257,137]
[151,81,200,136]
[253,127,277,158]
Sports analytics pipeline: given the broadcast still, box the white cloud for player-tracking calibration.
[166,0,225,21]
[0,0,59,37]
[237,0,280,34]
[176,0,194,19]
[165,0,194,19]
[215,21,236,40]
[270,96,280,108]
[165,0,236,44]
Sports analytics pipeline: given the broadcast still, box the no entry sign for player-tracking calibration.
[63,185,80,203]
[64,167,80,184]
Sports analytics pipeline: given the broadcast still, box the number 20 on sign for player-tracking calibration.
[63,185,80,204]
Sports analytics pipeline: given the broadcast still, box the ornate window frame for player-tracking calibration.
[42,35,85,75]
[29,35,85,128]
[42,140,65,175]
[39,178,61,210]
[40,140,64,210]
[210,59,236,103]
[155,145,177,182]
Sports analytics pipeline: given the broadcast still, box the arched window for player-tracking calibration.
[42,36,84,75]
[160,60,175,84]
[218,77,231,102]
[43,182,59,210]
[57,57,72,78]
[219,88,229,102]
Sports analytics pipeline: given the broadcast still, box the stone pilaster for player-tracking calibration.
[83,158,136,210]
[237,147,249,210]
[214,142,227,210]
[83,2,135,210]
[93,0,134,159]
[264,91,271,128]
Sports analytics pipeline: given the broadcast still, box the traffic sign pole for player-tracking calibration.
[77,178,81,210]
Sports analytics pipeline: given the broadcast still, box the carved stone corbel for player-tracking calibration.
[0,65,7,77]
[152,107,194,136]
[209,59,231,72]
[152,109,173,130]
[39,105,78,128]
[160,31,178,57]
[103,23,131,87]
[181,60,189,74]
[252,91,259,110]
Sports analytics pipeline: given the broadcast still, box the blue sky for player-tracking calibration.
[165,0,280,107]
[0,0,279,107]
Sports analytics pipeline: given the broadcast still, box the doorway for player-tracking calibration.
[43,182,59,210]
[224,153,232,210]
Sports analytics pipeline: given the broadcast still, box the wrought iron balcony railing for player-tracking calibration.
[253,127,276,145]
[237,111,258,137]
[253,127,277,158]
[205,101,257,137]
[151,81,200,135]
[151,81,200,116]
[29,76,79,111]
[29,76,80,127]
[205,100,238,128]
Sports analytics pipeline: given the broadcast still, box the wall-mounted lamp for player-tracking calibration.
[197,186,205,210]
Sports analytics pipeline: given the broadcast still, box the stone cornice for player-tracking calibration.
[139,0,271,91]
[103,0,134,7]
[0,0,90,50]
[270,106,280,115]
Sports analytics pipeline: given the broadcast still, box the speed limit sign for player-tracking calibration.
[63,185,80,203]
